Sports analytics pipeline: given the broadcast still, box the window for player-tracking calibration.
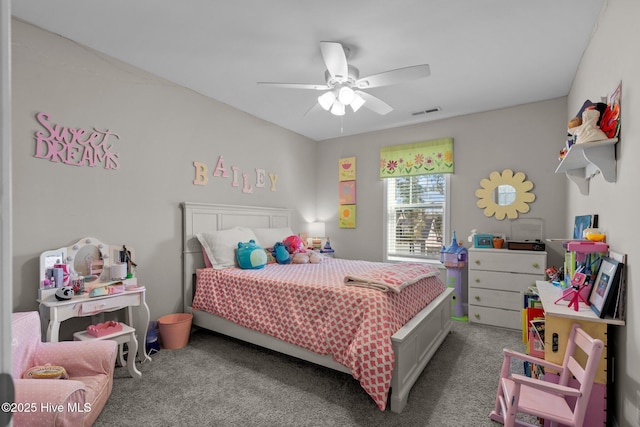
[385,174,449,261]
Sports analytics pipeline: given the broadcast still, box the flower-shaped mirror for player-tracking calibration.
[475,169,535,220]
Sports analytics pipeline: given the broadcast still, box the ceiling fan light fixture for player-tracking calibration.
[330,101,345,116]
[337,86,355,105]
[318,91,336,111]
[350,93,366,112]
[259,42,431,119]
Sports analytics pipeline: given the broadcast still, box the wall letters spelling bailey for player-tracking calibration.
[193,156,278,194]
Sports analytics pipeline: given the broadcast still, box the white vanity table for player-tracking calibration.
[37,237,151,364]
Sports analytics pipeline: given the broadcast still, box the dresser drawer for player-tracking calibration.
[469,250,545,275]
[469,270,542,292]
[80,293,141,315]
[468,305,521,329]
[469,288,521,310]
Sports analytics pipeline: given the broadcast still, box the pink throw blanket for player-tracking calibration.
[344,262,438,293]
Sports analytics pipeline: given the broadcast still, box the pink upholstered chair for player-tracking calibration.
[11,311,118,426]
[489,323,604,427]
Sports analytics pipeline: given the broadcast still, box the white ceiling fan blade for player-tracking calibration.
[320,41,348,82]
[304,102,322,116]
[355,64,431,89]
[257,82,329,90]
[355,91,393,115]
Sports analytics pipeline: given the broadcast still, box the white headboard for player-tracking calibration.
[181,202,291,312]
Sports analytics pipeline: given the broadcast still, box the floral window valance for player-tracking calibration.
[380,137,454,178]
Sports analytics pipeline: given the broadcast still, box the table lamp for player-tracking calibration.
[308,222,325,250]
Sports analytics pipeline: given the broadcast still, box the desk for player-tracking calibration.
[38,286,151,364]
[536,280,624,426]
[536,280,624,326]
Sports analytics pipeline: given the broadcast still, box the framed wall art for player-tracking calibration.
[338,157,356,181]
[339,205,356,229]
[573,214,598,239]
[338,180,356,205]
[338,157,356,228]
[589,257,623,318]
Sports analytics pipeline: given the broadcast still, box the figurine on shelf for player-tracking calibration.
[121,245,137,278]
[324,238,332,250]
[320,238,334,255]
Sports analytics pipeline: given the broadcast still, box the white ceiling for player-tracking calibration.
[12,0,605,141]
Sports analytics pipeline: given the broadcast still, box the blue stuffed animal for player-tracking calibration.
[236,240,267,269]
[273,241,291,264]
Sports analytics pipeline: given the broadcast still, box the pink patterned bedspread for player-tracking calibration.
[193,258,445,410]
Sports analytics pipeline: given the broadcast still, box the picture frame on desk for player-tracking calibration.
[589,257,623,318]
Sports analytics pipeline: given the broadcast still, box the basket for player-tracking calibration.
[157,313,193,349]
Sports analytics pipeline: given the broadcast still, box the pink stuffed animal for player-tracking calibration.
[283,235,306,254]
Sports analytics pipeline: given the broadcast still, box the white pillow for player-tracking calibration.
[197,227,259,267]
[252,227,294,248]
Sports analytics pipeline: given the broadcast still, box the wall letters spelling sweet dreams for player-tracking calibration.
[193,156,278,194]
[33,112,121,169]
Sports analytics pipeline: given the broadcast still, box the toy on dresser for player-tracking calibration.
[440,231,468,321]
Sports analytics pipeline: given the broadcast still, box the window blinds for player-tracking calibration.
[386,175,446,259]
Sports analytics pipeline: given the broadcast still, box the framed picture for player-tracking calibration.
[338,157,356,181]
[338,180,356,205]
[589,257,623,318]
[338,205,356,228]
[573,214,598,239]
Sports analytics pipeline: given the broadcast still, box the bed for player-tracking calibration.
[181,202,453,413]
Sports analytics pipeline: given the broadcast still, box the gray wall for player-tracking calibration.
[315,99,569,268]
[567,1,639,426]
[12,20,317,323]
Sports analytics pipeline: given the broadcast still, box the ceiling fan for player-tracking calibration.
[258,41,431,116]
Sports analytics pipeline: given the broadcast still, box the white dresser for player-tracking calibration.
[468,248,547,330]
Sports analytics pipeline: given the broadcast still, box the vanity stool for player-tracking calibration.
[74,323,142,379]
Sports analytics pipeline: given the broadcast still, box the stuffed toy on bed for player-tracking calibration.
[236,240,267,269]
[291,251,323,264]
[273,242,291,264]
[283,235,306,254]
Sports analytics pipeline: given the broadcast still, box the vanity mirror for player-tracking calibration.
[68,237,110,282]
[39,237,134,287]
[475,169,535,220]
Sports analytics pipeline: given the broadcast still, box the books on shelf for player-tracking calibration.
[528,318,545,359]
[522,289,542,343]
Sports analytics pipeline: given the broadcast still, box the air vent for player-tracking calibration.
[411,106,441,116]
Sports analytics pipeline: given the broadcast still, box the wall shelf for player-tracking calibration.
[555,138,618,195]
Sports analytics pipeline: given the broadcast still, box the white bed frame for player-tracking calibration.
[181,202,453,413]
